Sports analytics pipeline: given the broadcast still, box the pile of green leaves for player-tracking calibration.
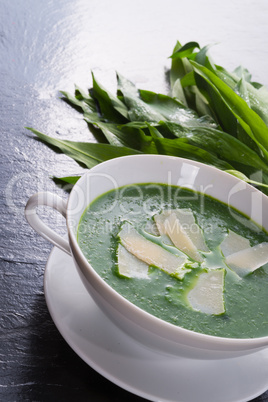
[27,40,268,192]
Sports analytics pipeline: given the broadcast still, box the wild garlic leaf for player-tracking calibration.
[27,128,141,168]
[28,39,268,195]
[170,41,197,109]
[157,122,268,172]
[117,72,139,98]
[83,119,154,152]
[170,41,200,61]
[52,176,81,188]
[117,75,164,122]
[190,60,268,161]
[213,66,268,126]
[60,90,97,115]
[139,90,217,129]
[150,135,234,170]
[171,78,188,106]
[91,73,129,122]
[225,170,268,189]
[117,72,217,128]
[123,94,164,122]
[233,66,252,82]
[194,44,216,70]
[180,72,214,118]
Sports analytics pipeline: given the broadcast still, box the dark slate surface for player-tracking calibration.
[0,1,267,401]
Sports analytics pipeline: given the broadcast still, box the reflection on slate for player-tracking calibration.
[0,0,267,401]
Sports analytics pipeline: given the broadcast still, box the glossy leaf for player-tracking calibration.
[170,41,200,60]
[84,119,155,152]
[190,60,268,161]
[140,90,216,129]
[170,41,196,90]
[52,175,81,189]
[149,129,233,170]
[91,73,128,122]
[27,128,141,168]
[28,40,268,195]
[158,122,268,173]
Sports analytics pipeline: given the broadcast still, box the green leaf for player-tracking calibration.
[171,78,188,106]
[238,80,268,126]
[119,121,155,129]
[151,136,233,170]
[91,73,129,122]
[170,42,216,114]
[195,44,216,69]
[190,60,268,160]
[84,119,154,151]
[74,84,93,102]
[225,170,268,189]
[170,41,195,90]
[26,128,141,168]
[158,122,268,173]
[117,72,139,98]
[233,66,252,82]
[213,66,268,127]
[55,175,81,184]
[147,124,164,138]
[225,170,249,181]
[180,71,196,87]
[52,175,81,189]
[180,72,214,118]
[60,89,97,115]
[193,70,238,135]
[139,89,217,128]
[116,74,164,122]
[170,41,200,60]
[123,94,164,122]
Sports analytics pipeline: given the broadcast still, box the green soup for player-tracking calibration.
[77,183,268,339]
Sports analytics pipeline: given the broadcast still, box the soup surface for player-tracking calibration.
[77,183,268,338]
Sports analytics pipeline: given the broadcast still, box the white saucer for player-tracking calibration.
[44,245,268,402]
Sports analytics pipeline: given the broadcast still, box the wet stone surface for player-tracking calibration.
[0,0,268,401]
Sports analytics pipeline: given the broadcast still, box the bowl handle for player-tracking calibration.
[25,192,71,256]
